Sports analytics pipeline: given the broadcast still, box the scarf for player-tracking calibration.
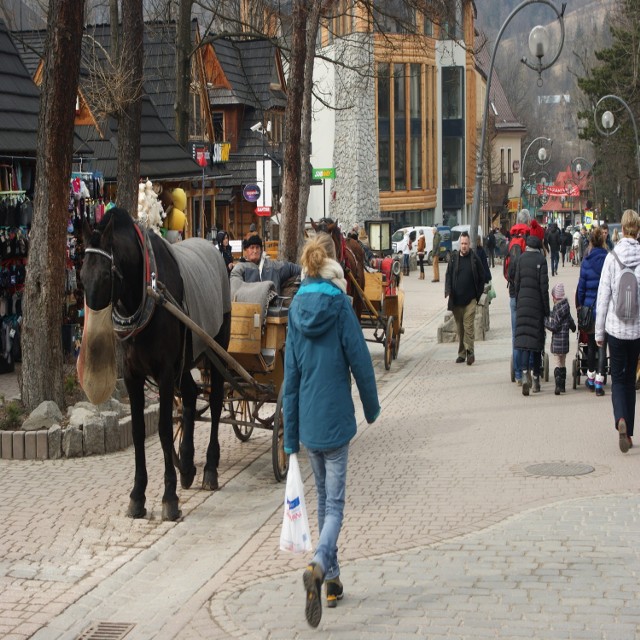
[302,258,347,293]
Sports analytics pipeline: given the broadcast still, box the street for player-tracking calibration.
[2,258,638,640]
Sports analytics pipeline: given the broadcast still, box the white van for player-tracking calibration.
[451,225,484,252]
[391,226,435,256]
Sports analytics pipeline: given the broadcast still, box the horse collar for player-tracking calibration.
[112,223,158,340]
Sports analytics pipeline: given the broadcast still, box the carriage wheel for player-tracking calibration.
[171,395,185,474]
[384,316,394,371]
[228,398,257,442]
[572,358,578,390]
[272,388,288,482]
[393,312,403,359]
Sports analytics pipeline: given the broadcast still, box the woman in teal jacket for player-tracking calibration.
[283,232,380,628]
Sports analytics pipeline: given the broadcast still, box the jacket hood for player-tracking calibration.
[583,246,607,271]
[510,223,530,237]
[613,237,640,269]
[555,296,571,320]
[290,280,344,338]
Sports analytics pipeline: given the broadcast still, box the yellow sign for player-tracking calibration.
[508,198,520,213]
[584,210,593,229]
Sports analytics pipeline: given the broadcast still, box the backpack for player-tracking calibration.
[503,233,528,283]
[612,250,639,321]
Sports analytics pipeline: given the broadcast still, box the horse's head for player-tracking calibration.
[81,209,120,312]
[310,217,342,261]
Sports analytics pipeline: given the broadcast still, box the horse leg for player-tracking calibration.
[126,376,148,518]
[158,377,181,521]
[178,372,198,489]
[202,362,223,490]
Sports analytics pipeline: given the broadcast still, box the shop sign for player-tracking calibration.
[243,184,261,202]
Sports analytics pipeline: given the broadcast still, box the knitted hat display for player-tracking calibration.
[552,282,565,300]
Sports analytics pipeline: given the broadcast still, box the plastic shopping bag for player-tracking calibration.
[279,453,312,553]
[487,283,496,301]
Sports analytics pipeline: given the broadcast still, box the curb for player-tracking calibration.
[0,403,160,460]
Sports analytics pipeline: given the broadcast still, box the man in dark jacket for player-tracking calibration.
[514,235,550,395]
[486,228,497,267]
[545,222,562,276]
[445,231,485,366]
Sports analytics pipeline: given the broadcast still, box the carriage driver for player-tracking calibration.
[230,234,302,294]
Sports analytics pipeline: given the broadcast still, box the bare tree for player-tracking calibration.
[175,0,194,147]
[22,0,85,410]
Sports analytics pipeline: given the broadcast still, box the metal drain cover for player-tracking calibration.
[525,462,595,477]
[77,622,135,640]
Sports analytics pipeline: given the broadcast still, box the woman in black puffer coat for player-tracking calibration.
[514,235,550,395]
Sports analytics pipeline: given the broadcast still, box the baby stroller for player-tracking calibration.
[571,328,610,389]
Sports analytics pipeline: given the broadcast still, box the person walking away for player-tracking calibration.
[577,226,608,395]
[546,222,562,276]
[486,228,496,268]
[416,229,426,279]
[514,235,550,395]
[445,231,485,366]
[544,283,576,394]
[432,226,441,282]
[594,209,640,454]
[476,236,492,286]
[560,226,572,267]
[283,232,380,627]
[402,233,412,276]
[216,230,234,276]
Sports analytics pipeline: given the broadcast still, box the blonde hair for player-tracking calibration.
[301,233,336,277]
[621,209,639,238]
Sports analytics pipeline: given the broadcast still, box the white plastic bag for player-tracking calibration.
[279,453,312,553]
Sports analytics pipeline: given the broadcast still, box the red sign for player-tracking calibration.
[537,184,580,197]
[255,206,271,217]
[195,148,208,167]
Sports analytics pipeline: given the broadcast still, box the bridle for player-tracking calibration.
[84,223,157,340]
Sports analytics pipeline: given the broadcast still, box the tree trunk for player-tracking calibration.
[280,0,308,262]
[115,0,143,216]
[21,0,85,411]
[175,0,194,148]
[109,0,119,61]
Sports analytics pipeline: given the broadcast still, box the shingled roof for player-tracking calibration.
[0,19,40,154]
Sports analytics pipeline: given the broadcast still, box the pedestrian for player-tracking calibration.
[600,222,614,251]
[544,282,576,395]
[514,235,550,395]
[432,226,441,282]
[283,232,380,627]
[416,229,426,279]
[216,230,234,275]
[444,231,485,366]
[545,222,562,276]
[244,222,257,240]
[560,226,572,267]
[486,228,496,268]
[475,236,492,285]
[402,232,412,276]
[576,226,608,395]
[594,209,640,454]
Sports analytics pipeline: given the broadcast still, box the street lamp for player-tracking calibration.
[594,94,640,212]
[520,135,552,210]
[469,0,566,248]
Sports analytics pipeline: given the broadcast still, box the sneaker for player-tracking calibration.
[522,381,530,396]
[467,353,475,366]
[516,379,523,387]
[326,578,344,608]
[303,562,324,627]
[595,384,605,397]
[533,377,541,393]
[618,419,630,454]
[585,378,595,392]
[455,356,466,363]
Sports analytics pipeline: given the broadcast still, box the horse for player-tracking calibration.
[310,217,366,320]
[79,208,231,521]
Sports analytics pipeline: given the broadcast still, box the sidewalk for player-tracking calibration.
[3,259,637,640]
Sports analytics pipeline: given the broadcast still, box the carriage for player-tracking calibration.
[346,258,405,371]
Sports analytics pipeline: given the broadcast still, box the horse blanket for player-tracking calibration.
[168,238,231,361]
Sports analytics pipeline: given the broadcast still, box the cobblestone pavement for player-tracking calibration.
[1,260,637,640]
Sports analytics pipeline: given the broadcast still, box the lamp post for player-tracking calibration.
[469,0,566,248]
[520,136,552,211]
[594,94,640,213]
[570,156,593,223]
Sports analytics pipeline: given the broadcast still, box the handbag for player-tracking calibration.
[487,283,496,301]
[279,453,312,553]
[577,304,594,331]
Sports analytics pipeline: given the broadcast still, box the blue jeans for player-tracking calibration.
[550,251,559,274]
[607,334,640,436]
[307,444,349,581]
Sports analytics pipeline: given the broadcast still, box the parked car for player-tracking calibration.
[391,225,452,263]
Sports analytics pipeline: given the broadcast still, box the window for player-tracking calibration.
[442,67,463,120]
[213,112,224,142]
[189,88,204,139]
[500,148,505,183]
[443,137,463,188]
[394,64,406,190]
[507,148,513,185]
[440,0,464,40]
[373,0,416,34]
[377,63,391,191]
[410,64,422,190]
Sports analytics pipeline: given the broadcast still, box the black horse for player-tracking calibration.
[80,208,231,521]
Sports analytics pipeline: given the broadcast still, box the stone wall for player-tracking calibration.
[329,33,380,231]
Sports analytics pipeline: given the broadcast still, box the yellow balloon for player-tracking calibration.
[167,207,186,231]
[172,188,187,211]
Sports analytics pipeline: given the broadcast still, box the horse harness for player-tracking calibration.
[84,223,158,340]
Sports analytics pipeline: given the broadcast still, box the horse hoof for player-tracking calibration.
[180,465,197,490]
[127,500,147,519]
[202,469,219,491]
[162,501,182,522]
